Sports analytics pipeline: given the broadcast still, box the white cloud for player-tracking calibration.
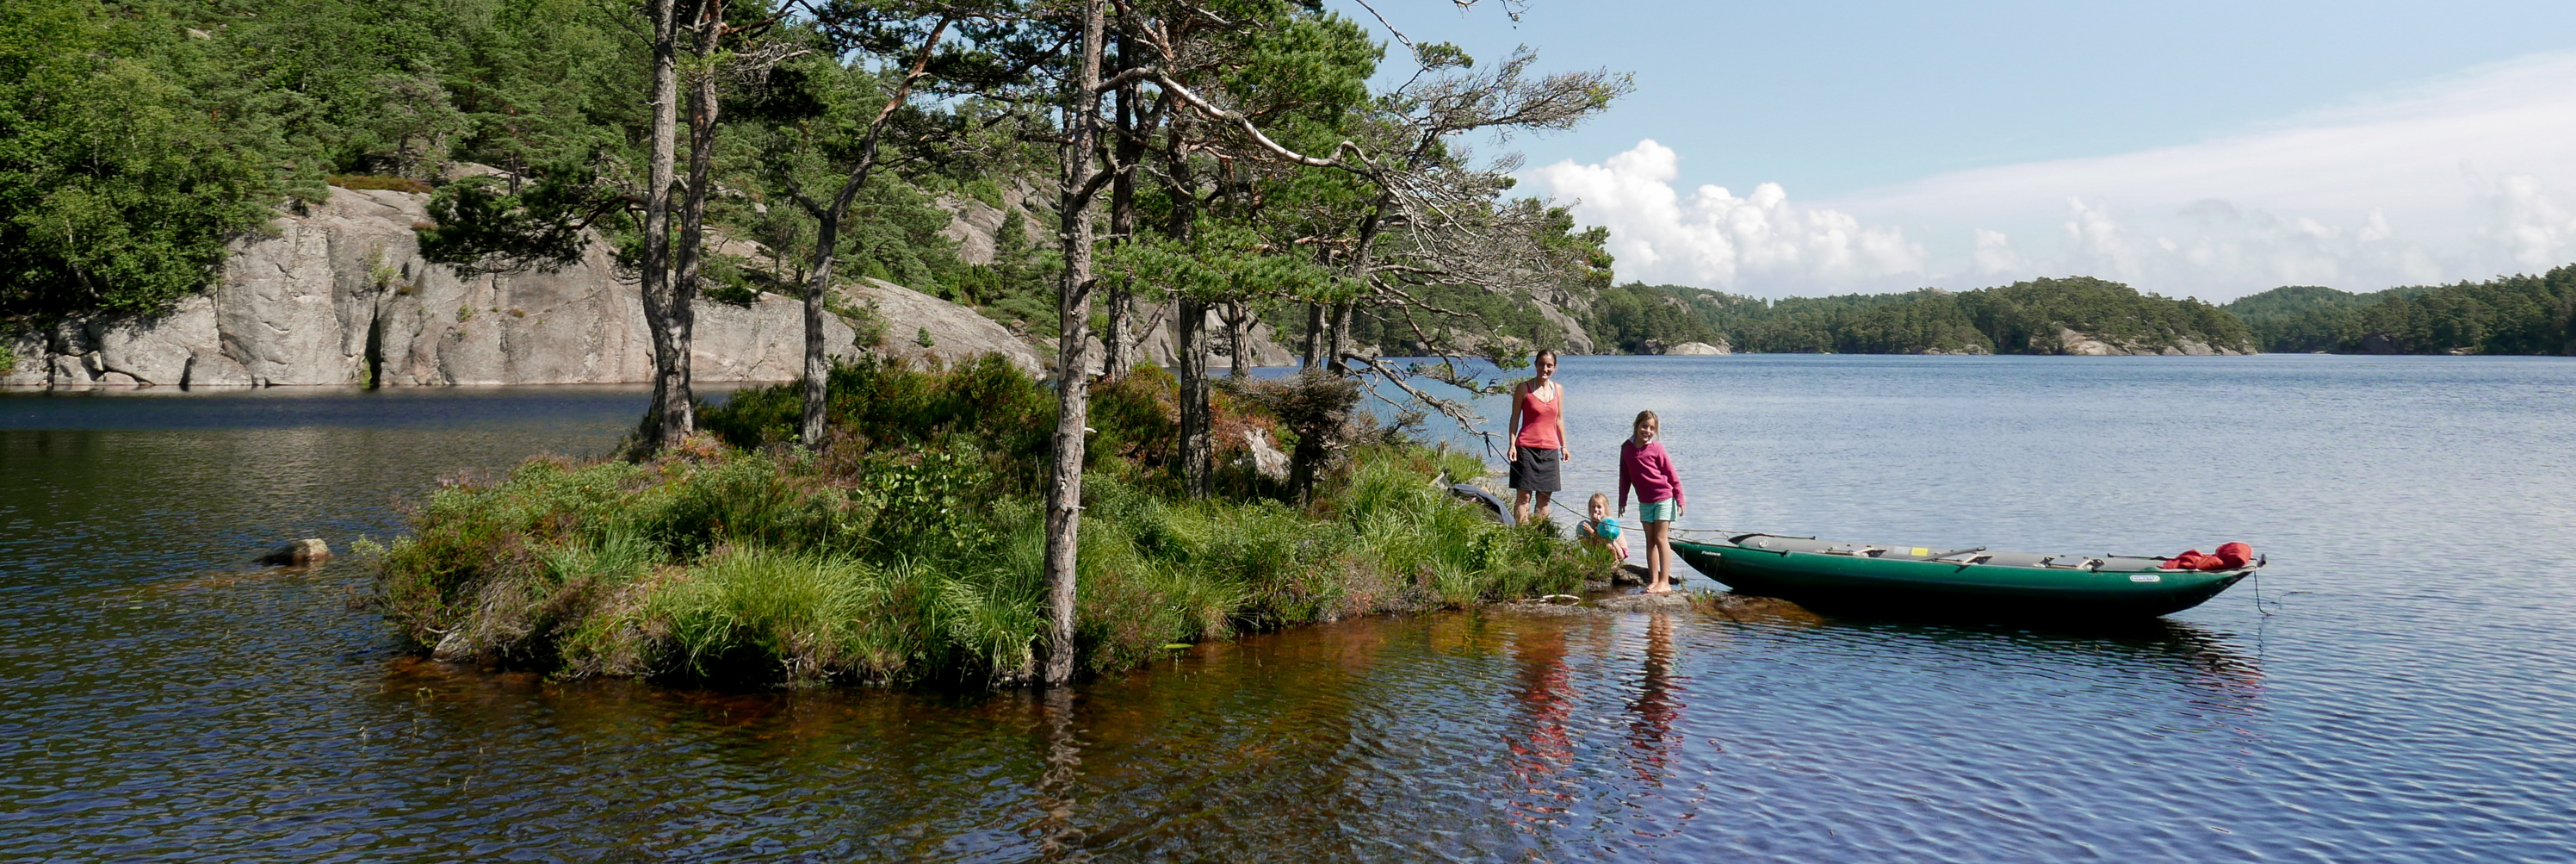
[1533,53,2576,301]
[1526,140,1925,293]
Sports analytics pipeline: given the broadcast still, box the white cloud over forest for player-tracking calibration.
[1530,53,2576,301]
[1527,141,1927,294]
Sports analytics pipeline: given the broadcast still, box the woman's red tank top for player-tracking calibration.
[1515,382,1563,450]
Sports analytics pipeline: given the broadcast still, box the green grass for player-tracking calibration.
[374,356,1608,687]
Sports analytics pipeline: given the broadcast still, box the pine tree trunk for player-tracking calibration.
[1102,36,1138,379]
[1301,302,1324,368]
[665,0,721,450]
[801,225,833,446]
[1177,295,1211,497]
[1326,300,1353,374]
[1227,300,1251,379]
[639,0,682,452]
[1043,0,1105,687]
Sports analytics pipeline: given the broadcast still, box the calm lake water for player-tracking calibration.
[3,356,2573,862]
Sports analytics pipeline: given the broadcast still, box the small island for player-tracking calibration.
[373,356,1611,686]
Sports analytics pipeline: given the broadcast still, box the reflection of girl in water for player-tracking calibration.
[1504,625,1576,830]
[1625,613,1682,786]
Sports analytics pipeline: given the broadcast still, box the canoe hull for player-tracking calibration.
[1673,539,2251,619]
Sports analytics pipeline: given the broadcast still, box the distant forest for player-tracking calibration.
[1588,266,2576,357]
[2220,265,2576,355]
[1587,277,2252,356]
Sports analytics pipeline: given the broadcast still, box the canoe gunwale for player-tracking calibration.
[1670,537,2257,618]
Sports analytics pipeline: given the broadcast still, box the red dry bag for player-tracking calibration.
[2163,542,2253,571]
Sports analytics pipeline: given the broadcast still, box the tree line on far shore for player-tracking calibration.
[1588,277,2252,355]
[2220,265,2576,355]
[1585,266,2576,357]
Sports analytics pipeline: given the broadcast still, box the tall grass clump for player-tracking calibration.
[375,353,1613,687]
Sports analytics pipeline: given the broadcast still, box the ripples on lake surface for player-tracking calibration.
[3,357,2572,862]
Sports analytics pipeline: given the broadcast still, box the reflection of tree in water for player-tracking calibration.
[1036,687,1091,862]
[1505,622,1580,832]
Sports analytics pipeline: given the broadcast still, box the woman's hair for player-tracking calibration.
[1633,409,1659,431]
[1534,347,1557,366]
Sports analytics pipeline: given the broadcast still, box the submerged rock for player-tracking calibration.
[1593,591,1696,612]
[257,538,331,566]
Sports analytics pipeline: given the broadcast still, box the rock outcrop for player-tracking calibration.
[2,188,1043,388]
[2052,327,2247,357]
[1120,301,1297,371]
[1661,340,1730,356]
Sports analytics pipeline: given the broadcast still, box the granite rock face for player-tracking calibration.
[851,277,1046,372]
[1662,340,1730,356]
[2,188,1040,388]
[2052,326,2246,357]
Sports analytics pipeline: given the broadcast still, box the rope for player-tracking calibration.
[2248,569,2297,618]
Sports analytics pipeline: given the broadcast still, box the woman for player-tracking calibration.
[1506,349,1569,525]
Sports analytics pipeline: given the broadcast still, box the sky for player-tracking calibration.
[1323,0,2576,301]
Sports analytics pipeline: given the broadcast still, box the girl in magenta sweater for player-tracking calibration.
[1618,410,1687,594]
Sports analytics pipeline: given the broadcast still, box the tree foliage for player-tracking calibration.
[1601,277,2256,355]
[2223,269,2576,355]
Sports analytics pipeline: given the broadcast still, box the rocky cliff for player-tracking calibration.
[2051,327,2247,357]
[2,188,1043,388]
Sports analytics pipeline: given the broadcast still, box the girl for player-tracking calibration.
[1506,349,1570,526]
[1578,492,1630,562]
[1618,410,1686,594]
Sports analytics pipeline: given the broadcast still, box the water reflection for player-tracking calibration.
[1505,622,1577,832]
[1036,688,1090,862]
[1624,613,1683,788]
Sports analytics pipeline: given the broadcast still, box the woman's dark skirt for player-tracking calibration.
[1509,446,1562,493]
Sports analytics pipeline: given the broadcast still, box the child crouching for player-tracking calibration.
[1576,492,1630,562]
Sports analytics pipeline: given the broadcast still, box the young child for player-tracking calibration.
[1576,492,1630,562]
[1618,410,1686,594]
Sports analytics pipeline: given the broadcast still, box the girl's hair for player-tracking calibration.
[1633,409,1659,430]
[1588,492,1610,508]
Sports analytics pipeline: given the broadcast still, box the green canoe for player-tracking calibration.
[1672,533,2259,618]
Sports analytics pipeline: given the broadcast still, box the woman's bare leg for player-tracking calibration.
[1532,490,1553,525]
[1513,489,1532,525]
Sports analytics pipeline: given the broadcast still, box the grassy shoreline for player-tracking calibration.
[371,356,1609,687]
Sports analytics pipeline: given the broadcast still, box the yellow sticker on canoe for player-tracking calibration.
[1910,547,1929,556]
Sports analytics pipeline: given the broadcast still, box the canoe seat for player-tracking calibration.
[1743,536,1837,554]
[2040,556,2098,569]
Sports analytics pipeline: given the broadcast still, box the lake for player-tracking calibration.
[3,355,2572,861]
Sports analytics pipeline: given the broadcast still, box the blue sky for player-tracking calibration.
[1328,0,2576,300]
